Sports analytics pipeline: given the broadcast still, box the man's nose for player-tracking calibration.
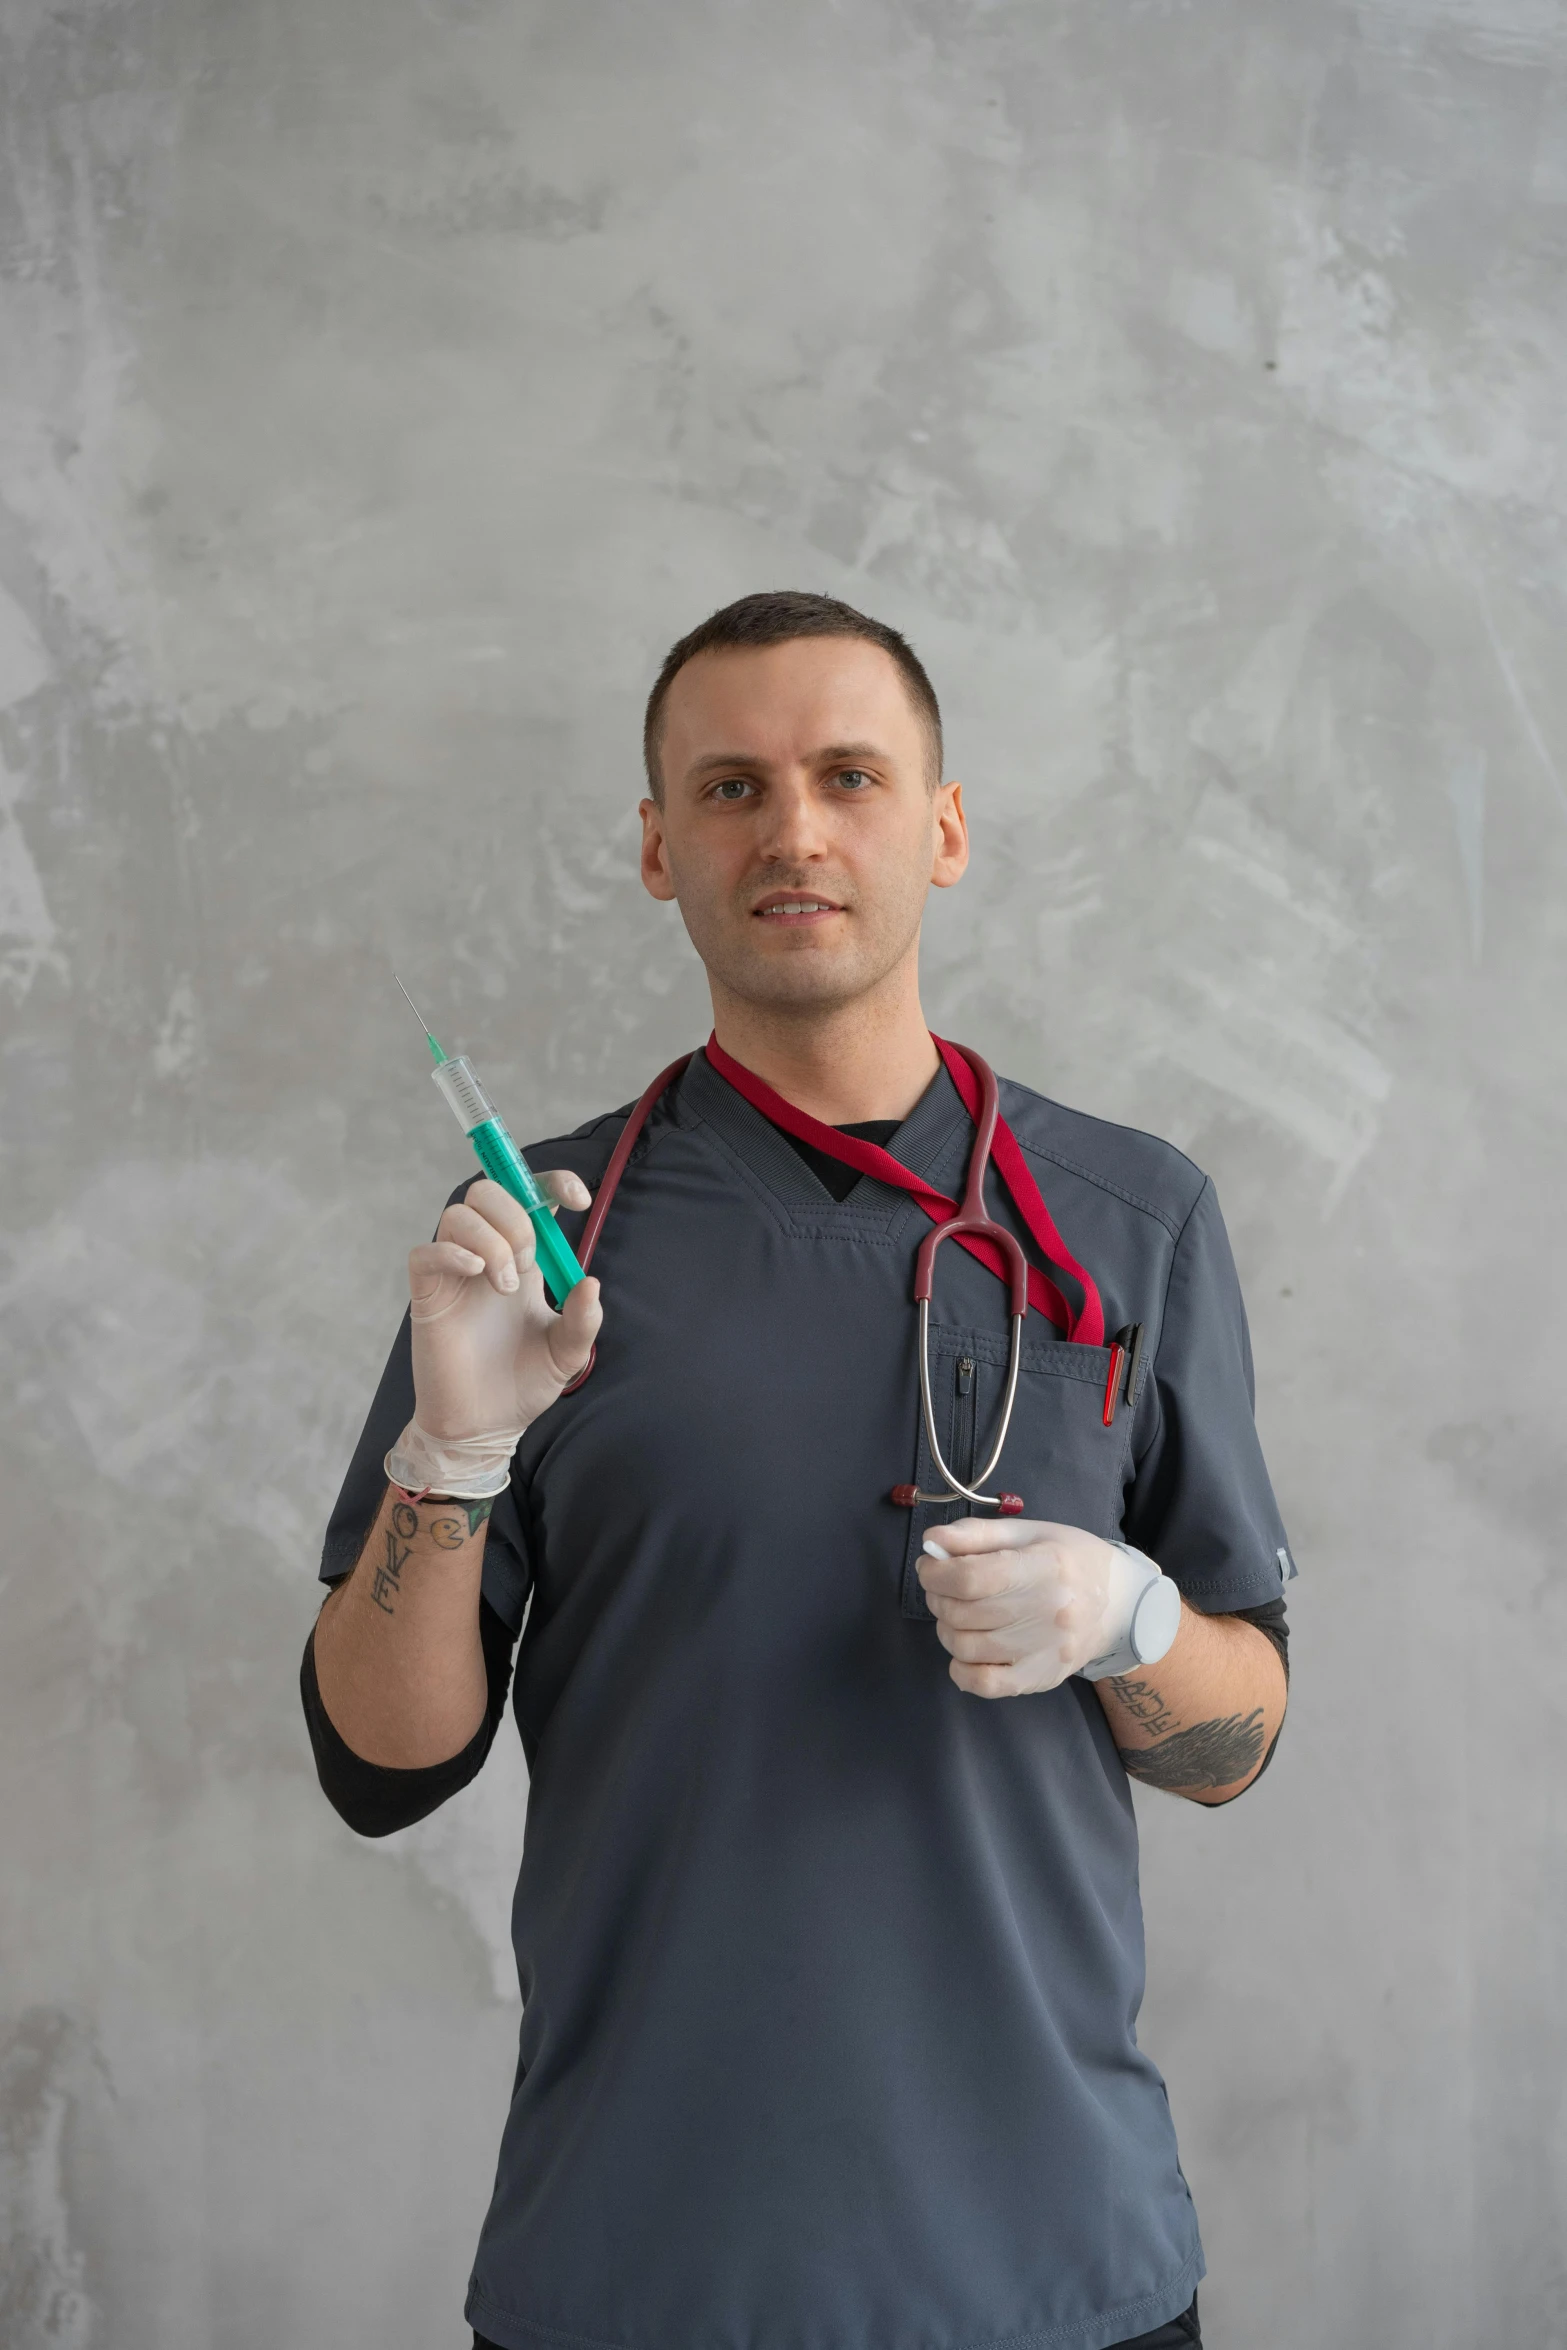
[756,778,829,865]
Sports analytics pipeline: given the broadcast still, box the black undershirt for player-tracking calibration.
[784,1116,902,1200]
[302,1113,1287,1837]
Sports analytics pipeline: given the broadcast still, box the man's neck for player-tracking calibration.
[708,980,940,1126]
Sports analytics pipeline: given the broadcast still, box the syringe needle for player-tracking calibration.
[393,971,430,1032]
[394,972,446,1063]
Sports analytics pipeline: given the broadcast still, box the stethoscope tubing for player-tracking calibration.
[907,1049,1031,1511]
[912,1296,1026,1511]
[557,1044,1095,1521]
[558,1051,694,1397]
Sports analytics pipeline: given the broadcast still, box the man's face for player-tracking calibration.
[639,636,968,1014]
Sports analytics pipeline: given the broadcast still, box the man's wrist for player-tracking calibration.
[1077,1544,1182,1681]
[384,1419,524,1500]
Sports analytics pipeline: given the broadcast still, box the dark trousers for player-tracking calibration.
[476,2299,1200,2350]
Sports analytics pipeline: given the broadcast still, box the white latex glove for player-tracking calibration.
[915,1517,1158,1699]
[386,1174,602,1498]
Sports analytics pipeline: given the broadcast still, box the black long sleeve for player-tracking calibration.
[300,1593,518,1838]
[1199,1594,1289,1798]
[1231,1595,1288,1677]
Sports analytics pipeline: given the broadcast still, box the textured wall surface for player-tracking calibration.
[2,2,1564,2344]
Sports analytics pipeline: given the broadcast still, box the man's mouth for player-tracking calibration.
[752,896,844,922]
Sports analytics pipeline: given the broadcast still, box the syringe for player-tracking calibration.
[396,976,586,1309]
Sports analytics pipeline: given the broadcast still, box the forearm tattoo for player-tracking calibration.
[370,1503,417,1614]
[1114,1706,1267,1792]
[366,1494,494,1617]
[1105,1675,1179,1740]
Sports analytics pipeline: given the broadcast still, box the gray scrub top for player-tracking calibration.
[320,1049,1293,2350]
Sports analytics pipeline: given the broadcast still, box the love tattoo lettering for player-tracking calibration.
[368,1495,494,1615]
[369,1503,418,1615]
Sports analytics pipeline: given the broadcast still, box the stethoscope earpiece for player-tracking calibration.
[891,1485,1024,1516]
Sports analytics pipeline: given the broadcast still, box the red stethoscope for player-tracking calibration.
[564,1037,1131,1515]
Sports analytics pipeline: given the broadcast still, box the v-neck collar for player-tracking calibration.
[679,1047,973,1215]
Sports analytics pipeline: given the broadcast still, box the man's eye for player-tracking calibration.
[712,778,754,802]
[835,769,873,791]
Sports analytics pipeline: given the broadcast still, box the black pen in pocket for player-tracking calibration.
[1102,1323,1145,1427]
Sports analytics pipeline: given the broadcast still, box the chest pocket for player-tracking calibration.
[898,1323,1132,1620]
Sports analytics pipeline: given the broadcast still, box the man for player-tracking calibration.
[304,591,1292,2350]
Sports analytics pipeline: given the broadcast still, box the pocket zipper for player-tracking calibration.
[951,1356,978,1493]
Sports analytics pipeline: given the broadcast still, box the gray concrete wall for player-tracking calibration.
[2,1,1563,2343]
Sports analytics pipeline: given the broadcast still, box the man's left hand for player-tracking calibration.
[916,1517,1121,1698]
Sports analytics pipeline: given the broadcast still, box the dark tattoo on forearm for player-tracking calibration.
[366,1493,493,1612]
[370,1503,418,1614]
[1117,1709,1267,1792]
[426,1497,494,1546]
[1106,1674,1180,1739]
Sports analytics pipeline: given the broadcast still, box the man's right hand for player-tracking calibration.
[407,1174,602,1444]
[314,1171,601,1773]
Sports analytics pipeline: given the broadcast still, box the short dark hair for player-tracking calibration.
[643,590,943,801]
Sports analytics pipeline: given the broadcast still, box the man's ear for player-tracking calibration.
[930,781,969,891]
[639,797,678,902]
